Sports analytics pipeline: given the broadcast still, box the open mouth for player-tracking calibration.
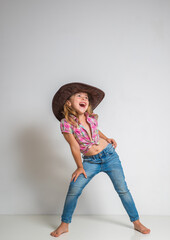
[79,103,86,108]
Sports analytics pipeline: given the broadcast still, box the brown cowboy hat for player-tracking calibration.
[52,82,105,121]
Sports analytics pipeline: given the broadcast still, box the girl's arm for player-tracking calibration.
[98,130,108,140]
[62,132,83,168]
[98,129,117,148]
[70,145,83,168]
[62,132,87,182]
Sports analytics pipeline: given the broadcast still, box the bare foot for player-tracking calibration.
[133,220,151,234]
[50,222,69,237]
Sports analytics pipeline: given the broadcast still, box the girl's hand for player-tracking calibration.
[106,138,117,148]
[71,167,87,182]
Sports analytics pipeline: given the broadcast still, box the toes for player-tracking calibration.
[134,227,151,234]
[145,229,151,234]
[142,227,150,234]
[50,231,59,237]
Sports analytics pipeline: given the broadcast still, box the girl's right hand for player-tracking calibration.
[71,167,87,182]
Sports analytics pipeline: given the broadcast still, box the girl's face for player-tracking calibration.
[66,92,89,114]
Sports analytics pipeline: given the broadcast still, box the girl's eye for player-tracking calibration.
[77,94,88,99]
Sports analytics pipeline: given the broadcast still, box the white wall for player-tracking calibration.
[1,0,170,216]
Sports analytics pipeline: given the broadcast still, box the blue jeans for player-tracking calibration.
[61,143,139,223]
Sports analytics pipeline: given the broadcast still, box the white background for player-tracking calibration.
[1,0,170,216]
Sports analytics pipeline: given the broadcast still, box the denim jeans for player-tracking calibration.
[61,143,139,223]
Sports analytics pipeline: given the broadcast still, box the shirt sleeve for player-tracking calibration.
[60,118,73,134]
[91,113,98,120]
[91,113,99,126]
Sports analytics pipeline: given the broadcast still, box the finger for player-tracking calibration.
[74,173,79,182]
[74,176,78,182]
[84,172,87,178]
[71,174,75,182]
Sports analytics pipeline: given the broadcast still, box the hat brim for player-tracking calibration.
[52,82,105,121]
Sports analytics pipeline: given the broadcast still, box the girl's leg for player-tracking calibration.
[61,161,100,223]
[103,148,150,234]
[103,149,139,222]
[50,161,100,237]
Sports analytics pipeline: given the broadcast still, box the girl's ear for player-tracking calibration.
[66,100,71,107]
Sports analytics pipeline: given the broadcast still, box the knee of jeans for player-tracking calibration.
[115,182,130,194]
[118,188,130,195]
[67,183,83,196]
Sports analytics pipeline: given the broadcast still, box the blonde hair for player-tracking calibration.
[61,93,98,127]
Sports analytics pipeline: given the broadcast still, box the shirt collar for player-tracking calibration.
[70,111,89,123]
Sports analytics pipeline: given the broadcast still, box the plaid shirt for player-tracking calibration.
[60,111,100,154]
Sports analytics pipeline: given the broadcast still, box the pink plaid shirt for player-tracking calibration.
[60,111,100,154]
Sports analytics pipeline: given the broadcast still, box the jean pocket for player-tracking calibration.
[106,146,115,155]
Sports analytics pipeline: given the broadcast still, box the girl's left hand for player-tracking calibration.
[106,138,117,148]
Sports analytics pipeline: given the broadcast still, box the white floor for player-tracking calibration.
[0,215,169,240]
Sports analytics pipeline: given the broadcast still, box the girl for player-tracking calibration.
[51,82,150,237]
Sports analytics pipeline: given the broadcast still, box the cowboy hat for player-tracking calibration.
[52,82,105,121]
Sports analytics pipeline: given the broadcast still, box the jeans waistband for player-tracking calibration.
[82,143,113,160]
